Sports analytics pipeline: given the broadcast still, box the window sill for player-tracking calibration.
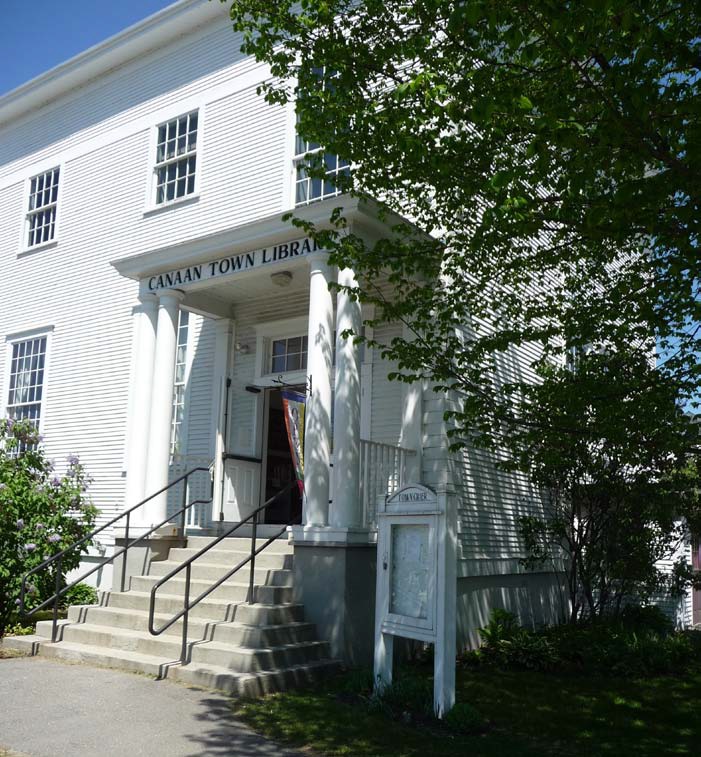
[17,239,59,258]
[143,193,200,217]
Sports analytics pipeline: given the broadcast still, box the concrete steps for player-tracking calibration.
[1,533,338,696]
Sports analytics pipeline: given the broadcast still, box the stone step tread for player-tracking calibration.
[192,638,329,656]
[103,591,302,612]
[172,658,341,690]
[31,639,177,669]
[179,657,339,680]
[134,575,254,588]
[178,548,293,559]
[149,561,291,575]
[186,537,292,551]
[72,605,311,632]
[59,622,325,654]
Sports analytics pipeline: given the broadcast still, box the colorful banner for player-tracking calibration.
[281,390,305,494]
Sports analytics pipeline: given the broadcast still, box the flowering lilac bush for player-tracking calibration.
[0,418,97,636]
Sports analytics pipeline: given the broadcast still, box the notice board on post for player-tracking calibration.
[373,484,457,717]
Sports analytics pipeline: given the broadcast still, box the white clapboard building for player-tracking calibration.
[0,0,592,688]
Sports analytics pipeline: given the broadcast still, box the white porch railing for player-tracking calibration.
[168,455,213,529]
[359,440,417,528]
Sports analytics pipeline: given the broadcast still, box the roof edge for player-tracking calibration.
[0,0,226,126]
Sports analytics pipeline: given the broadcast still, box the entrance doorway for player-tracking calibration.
[262,388,303,525]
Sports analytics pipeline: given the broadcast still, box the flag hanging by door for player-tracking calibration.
[281,390,305,494]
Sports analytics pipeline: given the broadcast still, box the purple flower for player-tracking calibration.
[66,454,80,466]
[48,534,60,544]
[24,543,36,552]
[16,518,24,529]
[36,523,45,530]
[51,477,61,487]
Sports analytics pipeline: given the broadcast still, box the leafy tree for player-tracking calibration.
[223,0,701,444]
[505,349,701,622]
[222,1,701,615]
[0,419,97,636]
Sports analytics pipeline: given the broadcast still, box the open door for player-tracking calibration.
[261,388,303,525]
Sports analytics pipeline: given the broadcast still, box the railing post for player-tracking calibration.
[180,473,188,537]
[52,555,62,643]
[121,511,131,592]
[248,514,258,605]
[181,563,191,665]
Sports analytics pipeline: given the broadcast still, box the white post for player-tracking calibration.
[434,490,457,718]
[330,267,362,528]
[145,289,185,526]
[303,252,335,527]
[125,294,158,523]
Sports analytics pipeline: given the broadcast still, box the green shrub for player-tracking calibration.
[619,604,674,635]
[0,419,97,636]
[473,608,695,677]
[444,702,485,733]
[61,582,98,608]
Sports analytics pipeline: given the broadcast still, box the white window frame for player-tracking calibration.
[20,166,63,254]
[254,317,309,388]
[1,326,54,436]
[146,109,201,212]
[293,67,349,206]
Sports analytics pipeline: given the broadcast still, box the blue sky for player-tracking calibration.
[0,0,180,97]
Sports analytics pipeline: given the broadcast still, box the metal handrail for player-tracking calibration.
[148,480,298,664]
[19,464,213,643]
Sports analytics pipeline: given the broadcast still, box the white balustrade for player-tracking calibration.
[168,455,213,529]
[359,440,417,528]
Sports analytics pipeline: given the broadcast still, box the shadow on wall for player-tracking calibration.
[449,333,569,648]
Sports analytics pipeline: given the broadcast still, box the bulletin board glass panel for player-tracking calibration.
[389,523,430,619]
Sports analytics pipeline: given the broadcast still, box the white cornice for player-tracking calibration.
[0,0,226,127]
[110,195,425,280]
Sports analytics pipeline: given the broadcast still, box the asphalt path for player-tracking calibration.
[0,656,302,757]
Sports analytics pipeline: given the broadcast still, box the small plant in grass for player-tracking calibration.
[0,419,97,637]
[444,702,486,734]
[369,673,434,721]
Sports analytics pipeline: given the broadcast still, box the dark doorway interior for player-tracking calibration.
[263,389,303,525]
[693,540,701,626]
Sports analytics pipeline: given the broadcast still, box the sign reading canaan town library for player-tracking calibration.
[147,236,322,291]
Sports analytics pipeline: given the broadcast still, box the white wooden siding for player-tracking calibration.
[0,17,292,535]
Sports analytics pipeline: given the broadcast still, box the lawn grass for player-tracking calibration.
[231,664,701,756]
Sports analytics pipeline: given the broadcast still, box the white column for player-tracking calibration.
[400,322,423,482]
[330,266,362,528]
[125,294,158,520]
[303,252,335,527]
[145,289,185,525]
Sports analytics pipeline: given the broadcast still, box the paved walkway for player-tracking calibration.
[0,657,302,757]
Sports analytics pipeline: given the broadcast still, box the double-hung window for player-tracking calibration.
[153,111,198,206]
[294,66,349,205]
[270,335,308,374]
[6,335,48,428]
[26,168,60,248]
